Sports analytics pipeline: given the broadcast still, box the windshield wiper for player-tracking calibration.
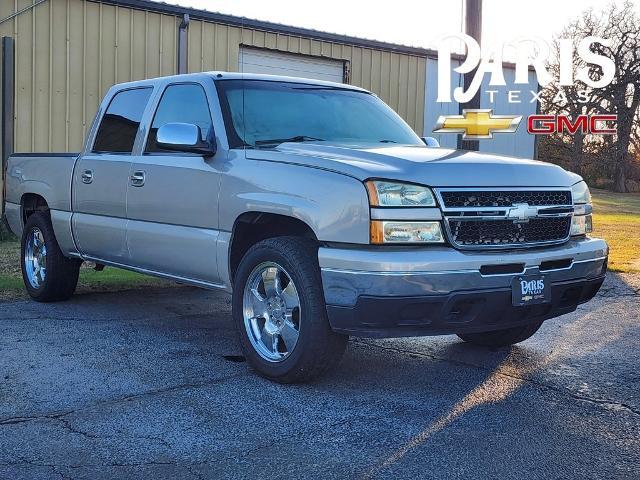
[254,135,324,147]
[378,139,397,143]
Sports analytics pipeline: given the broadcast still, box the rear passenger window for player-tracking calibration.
[145,84,212,153]
[93,87,152,153]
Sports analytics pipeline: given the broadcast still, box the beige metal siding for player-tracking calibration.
[1,0,426,153]
[186,18,426,133]
[1,0,177,152]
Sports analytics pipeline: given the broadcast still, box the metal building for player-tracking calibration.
[1,0,537,200]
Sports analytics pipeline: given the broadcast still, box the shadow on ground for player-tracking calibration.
[0,274,638,479]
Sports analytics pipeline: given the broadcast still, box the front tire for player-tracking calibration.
[233,236,347,383]
[457,321,543,347]
[21,212,81,302]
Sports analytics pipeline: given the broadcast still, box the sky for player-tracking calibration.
[161,0,639,52]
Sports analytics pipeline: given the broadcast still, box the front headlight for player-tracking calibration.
[571,181,593,236]
[365,180,436,207]
[370,221,444,244]
[572,181,591,205]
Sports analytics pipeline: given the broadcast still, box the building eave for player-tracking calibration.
[90,0,534,72]
[92,0,441,58]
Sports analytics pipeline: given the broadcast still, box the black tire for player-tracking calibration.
[21,211,81,302]
[232,236,347,383]
[457,321,543,347]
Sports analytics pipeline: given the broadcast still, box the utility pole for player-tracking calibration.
[458,0,482,151]
[177,14,190,75]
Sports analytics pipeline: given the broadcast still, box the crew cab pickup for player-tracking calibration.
[3,72,608,382]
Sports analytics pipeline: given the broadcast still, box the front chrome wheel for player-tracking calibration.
[242,261,301,362]
[24,227,47,289]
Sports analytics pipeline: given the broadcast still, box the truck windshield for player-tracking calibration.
[215,79,423,148]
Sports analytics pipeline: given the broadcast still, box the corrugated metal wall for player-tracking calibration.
[0,0,426,154]
[0,0,178,153]
[185,19,426,134]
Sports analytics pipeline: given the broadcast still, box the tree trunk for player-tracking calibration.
[572,131,584,176]
[613,140,629,192]
[612,95,639,193]
[613,122,632,193]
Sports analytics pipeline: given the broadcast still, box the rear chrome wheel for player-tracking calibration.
[24,227,47,289]
[243,262,301,362]
[21,212,81,302]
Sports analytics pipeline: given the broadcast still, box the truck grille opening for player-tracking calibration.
[539,258,573,271]
[479,263,525,275]
[440,190,571,208]
[437,188,574,250]
[448,217,572,247]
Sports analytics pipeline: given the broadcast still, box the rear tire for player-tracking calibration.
[457,321,543,347]
[233,236,347,383]
[21,212,81,302]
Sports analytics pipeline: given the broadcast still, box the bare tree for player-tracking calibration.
[542,2,640,192]
[540,25,597,177]
[591,3,640,192]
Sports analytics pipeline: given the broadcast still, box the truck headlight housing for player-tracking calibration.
[572,181,592,205]
[365,180,443,243]
[370,221,444,244]
[571,181,593,236]
[365,180,436,207]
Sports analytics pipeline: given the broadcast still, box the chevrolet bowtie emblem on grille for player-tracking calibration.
[506,203,539,223]
[433,109,522,139]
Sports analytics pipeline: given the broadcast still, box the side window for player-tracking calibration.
[145,84,212,153]
[93,87,152,153]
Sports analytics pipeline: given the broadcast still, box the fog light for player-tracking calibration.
[571,214,592,236]
[370,221,444,244]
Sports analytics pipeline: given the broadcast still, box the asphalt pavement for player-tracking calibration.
[0,273,639,479]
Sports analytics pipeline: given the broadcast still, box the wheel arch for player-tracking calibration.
[228,211,318,287]
[20,193,50,226]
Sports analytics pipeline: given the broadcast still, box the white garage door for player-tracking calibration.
[239,47,344,83]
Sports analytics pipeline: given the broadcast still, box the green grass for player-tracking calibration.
[591,189,640,215]
[591,189,640,273]
[75,266,170,290]
[0,274,23,290]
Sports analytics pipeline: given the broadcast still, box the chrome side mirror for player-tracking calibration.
[156,122,216,157]
[421,136,440,147]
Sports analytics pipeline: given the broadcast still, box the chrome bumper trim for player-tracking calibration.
[319,238,608,307]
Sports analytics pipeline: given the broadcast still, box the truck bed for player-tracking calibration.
[4,152,79,211]
[3,152,79,238]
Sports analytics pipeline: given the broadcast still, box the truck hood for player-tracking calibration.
[246,143,580,187]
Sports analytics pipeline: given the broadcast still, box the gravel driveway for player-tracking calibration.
[1,273,638,479]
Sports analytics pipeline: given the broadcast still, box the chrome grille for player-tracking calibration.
[440,190,571,208]
[436,188,573,250]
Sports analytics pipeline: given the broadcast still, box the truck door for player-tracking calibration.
[126,81,223,284]
[72,87,153,262]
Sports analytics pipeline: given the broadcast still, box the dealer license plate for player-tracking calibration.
[511,275,550,307]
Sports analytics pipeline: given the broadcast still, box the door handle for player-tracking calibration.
[130,170,146,187]
[81,170,93,184]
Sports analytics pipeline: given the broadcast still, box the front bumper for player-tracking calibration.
[319,237,608,338]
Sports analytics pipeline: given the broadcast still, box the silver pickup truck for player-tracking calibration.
[3,72,608,382]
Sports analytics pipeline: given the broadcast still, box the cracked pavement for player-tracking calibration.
[0,273,638,479]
